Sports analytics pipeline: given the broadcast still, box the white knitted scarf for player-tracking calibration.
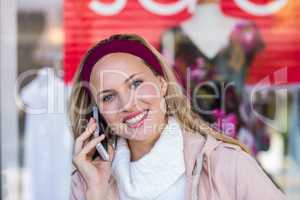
[112,117,185,200]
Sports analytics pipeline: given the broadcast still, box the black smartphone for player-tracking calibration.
[92,105,110,161]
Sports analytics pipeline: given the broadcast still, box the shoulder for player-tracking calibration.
[210,139,244,162]
[207,138,261,182]
[207,139,244,182]
[208,139,286,199]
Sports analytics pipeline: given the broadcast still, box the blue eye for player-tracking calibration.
[131,79,143,88]
[102,94,114,102]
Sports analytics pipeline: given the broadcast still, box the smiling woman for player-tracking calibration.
[68,34,286,200]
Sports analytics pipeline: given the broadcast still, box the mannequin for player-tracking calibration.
[21,10,72,200]
[181,0,239,59]
[21,67,73,200]
[160,0,265,154]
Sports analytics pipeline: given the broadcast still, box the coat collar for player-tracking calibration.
[181,127,222,200]
[181,127,221,175]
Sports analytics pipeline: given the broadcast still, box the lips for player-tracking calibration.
[123,110,149,128]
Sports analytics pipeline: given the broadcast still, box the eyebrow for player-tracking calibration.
[125,72,140,84]
[97,72,141,96]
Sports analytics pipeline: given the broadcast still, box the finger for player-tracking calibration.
[79,118,95,141]
[107,144,115,162]
[79,134,106,156]
[86,140,98,159]
[82,118,100,152]
[74,118,97,154]
[74,122,97,154]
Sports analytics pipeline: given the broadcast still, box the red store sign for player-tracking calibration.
[64,0,300,85]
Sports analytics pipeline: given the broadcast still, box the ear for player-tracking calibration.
[157,76,167,97]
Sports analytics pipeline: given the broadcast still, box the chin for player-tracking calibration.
[117,110,164,141]
[122,128,154,141]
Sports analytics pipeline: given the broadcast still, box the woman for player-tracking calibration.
[68,34,285,200]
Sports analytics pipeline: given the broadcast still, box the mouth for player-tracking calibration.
[123,109,149,129]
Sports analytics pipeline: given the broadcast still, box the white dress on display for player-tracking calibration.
[21,67,73,200]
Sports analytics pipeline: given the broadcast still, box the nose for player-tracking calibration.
[118,89,135,112]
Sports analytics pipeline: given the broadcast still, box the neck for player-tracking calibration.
[128,135,159,161]
[192,3,223,20]
[127,119,167,161]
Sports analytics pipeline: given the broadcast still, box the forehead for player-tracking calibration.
[89,52,153,87]
[92,52,146,72]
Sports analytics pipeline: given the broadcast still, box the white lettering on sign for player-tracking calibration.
[88,0,288,17]
[139,0,193,16]
[89,0,127,16]
[88,0,195,16]
[234,0,288,16]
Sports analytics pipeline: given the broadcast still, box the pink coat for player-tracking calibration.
[69,129,286,200]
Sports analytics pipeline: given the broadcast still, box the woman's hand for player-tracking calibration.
[72,118,115,200]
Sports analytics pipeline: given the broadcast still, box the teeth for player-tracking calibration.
[125,111,147,125]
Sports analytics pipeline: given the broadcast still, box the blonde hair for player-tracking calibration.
[68,34,249,152]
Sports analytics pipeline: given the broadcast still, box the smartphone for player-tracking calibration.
[92,105,110,161]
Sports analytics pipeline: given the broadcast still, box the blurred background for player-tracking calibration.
[1,0,300,199]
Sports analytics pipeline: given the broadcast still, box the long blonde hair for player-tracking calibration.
[68,34,248,152]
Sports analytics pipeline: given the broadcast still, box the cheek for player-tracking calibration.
[136,83,166,114]
[136,83,161,100]
[99,96,122,115]
[100,107,120,125]
[101,112,126,136]
[100,103,118,114]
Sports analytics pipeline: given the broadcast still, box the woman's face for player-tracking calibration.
[89,52,167,141]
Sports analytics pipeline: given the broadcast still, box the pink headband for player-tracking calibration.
[80,39,163,83]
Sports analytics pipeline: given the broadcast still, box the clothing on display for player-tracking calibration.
[160,3,265,154]
[21,67,73,200]
[161,14,264,92]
